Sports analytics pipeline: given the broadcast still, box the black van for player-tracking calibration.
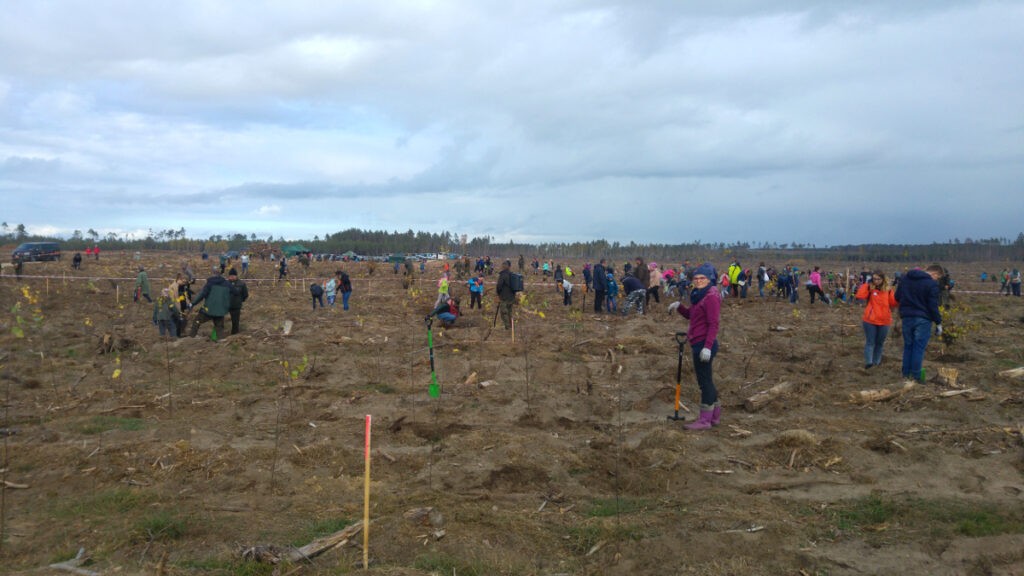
[12,242,62,262]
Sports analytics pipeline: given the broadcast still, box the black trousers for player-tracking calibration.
[470,292,482,309]
[594,289,606,312]
[230,309,241,334]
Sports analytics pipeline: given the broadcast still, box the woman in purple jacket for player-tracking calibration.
[668,262,722,430]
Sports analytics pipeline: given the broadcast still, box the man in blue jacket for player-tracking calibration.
[894,264,944,381]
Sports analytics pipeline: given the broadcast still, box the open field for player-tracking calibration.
[1,253,1023,576]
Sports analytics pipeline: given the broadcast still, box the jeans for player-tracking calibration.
[606,294,617,312]
[901,316,932,379]
[758,280,765,297]
[437,312,456,324]
[312,293,324,309]
[242,262,249,274]
[1014,282,1021,297]
[862,322,890,366]
[691,340,719,406]
[327,294,336,306]
[342,291,351,310]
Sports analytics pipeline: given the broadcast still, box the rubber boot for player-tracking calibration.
[711,402,722,426]
[685,405,714,430]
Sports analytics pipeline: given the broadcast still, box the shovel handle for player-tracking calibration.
[674,331,687,344]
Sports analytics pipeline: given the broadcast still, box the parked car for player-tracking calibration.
[12,242,61,262]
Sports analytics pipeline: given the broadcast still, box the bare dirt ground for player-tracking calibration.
[1,253,1023,576]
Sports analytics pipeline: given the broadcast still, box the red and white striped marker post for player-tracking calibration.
[363,414,371,569]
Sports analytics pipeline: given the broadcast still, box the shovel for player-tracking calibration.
[668,331,688,421]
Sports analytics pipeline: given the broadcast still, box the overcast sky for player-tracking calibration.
[1,1,1022,246]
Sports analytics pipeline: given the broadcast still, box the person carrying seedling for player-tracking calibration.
[188,268,239,339]
[668,262,722,430]
[426,296,460,328]
[153,288,179,338]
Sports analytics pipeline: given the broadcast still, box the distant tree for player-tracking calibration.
[15,223,27,239]
[87,228,99,242]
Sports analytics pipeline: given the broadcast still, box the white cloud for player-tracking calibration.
[254,205,282,215]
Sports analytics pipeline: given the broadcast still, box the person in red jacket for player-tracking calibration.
[855,270,898,369]
[668,262,722,430]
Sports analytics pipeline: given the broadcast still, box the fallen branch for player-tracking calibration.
[241,521,363,564]
[48,548,100,576]
[998,366,1024,380]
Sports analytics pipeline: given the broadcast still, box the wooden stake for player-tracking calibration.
[363,414,371,570]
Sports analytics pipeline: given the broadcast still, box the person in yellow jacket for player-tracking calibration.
[855,270,898,369]
[435,273,450,308]
[727,260,741,298]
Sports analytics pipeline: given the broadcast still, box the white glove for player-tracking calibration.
[936,324,943,336]
[667,301,680,314]
[699,347,712,362]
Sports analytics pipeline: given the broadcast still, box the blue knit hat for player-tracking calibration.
[693,262,717,285]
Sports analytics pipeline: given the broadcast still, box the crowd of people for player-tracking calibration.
[20,247,992,431]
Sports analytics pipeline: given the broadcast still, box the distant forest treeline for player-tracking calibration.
[2,223,1023,263]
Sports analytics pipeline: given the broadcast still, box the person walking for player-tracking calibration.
[593,259,607,313]
[189,269,239,338]
[668,263,722,430]
[855,270,897,369]
[134,266,152,303]
[496,259,516,330]
[894,264,944,382]
[227,268,248,334]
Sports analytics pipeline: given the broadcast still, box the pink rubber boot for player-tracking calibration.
[685,407,714,430]
[711,403,722,426]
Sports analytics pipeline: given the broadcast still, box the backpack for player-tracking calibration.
[310,283,324,297]
[510,273,524,292]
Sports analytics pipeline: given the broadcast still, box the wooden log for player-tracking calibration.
[284,521,363,563]
[849,381,916,403]
[744,381,794,412]
[939,387,977,398]
[998,366,1024,379]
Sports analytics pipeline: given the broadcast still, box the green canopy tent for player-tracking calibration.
[282,244,308,257]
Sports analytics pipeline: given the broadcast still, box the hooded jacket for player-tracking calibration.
[191,275,239,318]
[894,269,941,324]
